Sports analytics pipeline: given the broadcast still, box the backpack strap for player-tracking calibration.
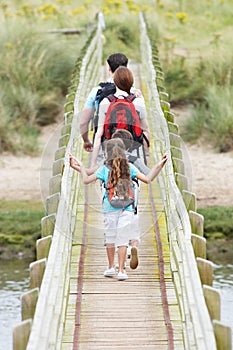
[106,94,136,103]
[126,94,137,103]
[143,133,150,147]
[106,94,117,103]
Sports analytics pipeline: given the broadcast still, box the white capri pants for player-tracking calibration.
[104,210,134,247]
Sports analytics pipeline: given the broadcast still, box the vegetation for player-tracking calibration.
[1,0,232,152]
[0,200,45,259]
[198,206,233,240]
[145,0,233,151]
[198,206,233,264]
[0,1,232,258]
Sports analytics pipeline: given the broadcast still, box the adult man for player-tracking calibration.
[79,53,129,152]
[79,53,150,154]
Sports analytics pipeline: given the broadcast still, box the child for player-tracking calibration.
[112,128,149,269]
[69,138,167,281]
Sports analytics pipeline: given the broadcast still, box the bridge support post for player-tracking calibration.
[213,320,232,350]
[21,288,39,321]
[189,210,204,236]
[196,257,213,286]
[182,190,197,212]
[41,213,56,237]
[191,234,206,259]
[13,319,32,350]
[36,235,52,260]
[29,258,47,289]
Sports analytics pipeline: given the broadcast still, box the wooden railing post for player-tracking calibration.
[13,319,32,350]
[213,320,232,350]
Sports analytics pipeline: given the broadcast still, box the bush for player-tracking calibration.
[0,200,44,258]
[0,19,85,154]
[198,206,233,239]
[183,85,233,151]
[103,15,141,62]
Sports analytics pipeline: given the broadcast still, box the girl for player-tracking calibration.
[70,138,167,281]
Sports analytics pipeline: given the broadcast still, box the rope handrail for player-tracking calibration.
[139,12,217,349]
[19,14,104,350]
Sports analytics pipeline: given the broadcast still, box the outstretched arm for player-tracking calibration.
[69,154,97,184]
[69,154,97,175]
[136,154,168,183]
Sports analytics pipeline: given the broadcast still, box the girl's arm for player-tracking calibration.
[136,154,168,183]
[69,154,97,175]
[69,154,97,184]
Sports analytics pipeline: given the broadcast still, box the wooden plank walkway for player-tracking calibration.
[61,177,184,349]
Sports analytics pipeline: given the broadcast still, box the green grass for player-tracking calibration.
[144,0,233,151]
[198,206,233,240]
[182,85,233,151]
[0,200,45,259]
[0,6,87,154]
[1,0,233,153]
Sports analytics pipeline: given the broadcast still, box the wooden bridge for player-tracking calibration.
[13,13,232,350]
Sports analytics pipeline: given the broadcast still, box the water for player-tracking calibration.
[213,264,233,346]
[0,259,31,350]
[0,260,232,349]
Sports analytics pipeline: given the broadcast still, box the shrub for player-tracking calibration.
[0,19,84,154]
[183,85,233,151]
[198,206,233,239]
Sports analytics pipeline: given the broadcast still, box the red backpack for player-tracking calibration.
[101,94,144,144]
[107,177,135,209]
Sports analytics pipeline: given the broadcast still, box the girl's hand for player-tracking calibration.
[69,153,82,171]
[160,153,168,167]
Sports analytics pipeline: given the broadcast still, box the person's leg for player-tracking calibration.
[116,210,133,280]
[118,246,127,272]
[129,213,140,269]
[103,213,117,277]
[106,243,115,268]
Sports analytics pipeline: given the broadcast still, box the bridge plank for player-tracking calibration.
[61,180,184,349]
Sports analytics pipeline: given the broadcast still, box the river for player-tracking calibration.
[0,259,31,350]
[0,260,232,349]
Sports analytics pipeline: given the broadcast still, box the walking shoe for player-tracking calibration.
[117,271,128,281]
[104,267,115,277]
[130,247,138,269]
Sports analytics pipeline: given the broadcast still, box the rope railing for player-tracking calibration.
[13,13,104,350]
[140,11,232,350]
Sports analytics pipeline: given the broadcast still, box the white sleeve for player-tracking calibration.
[98,98,110,126]
[133,97,147,120]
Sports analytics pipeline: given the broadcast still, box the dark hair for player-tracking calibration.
[112,129,133,150]
[105,138,131,188]
[107,53,128,73]
[113,66,134,94]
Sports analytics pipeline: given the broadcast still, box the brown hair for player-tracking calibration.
[112,128,133,150]
[105,138,131,188]
[113,66,134,94]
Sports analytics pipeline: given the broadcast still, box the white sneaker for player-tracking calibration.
[117,271,128,281]
[104,267,115,277]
